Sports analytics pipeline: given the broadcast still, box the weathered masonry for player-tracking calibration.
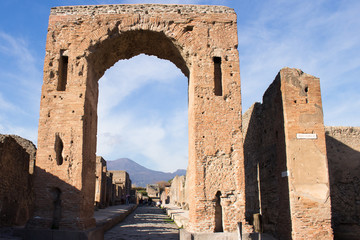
[29,4,247,233]
[27,4,339,239]
[242,68,333,239]
[325,126,360,240]
[0,135,36,227]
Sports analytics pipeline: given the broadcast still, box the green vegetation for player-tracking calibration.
[134,187,148,196]
[163,217,175,224]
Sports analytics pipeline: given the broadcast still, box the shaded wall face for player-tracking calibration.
[326,126,360,239]
[243,76,291,239]
[0,135,35,226]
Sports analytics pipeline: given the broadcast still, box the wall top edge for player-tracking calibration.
[50,4,235,16]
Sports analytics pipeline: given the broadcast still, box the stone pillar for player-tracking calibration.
[95,156,107,208]
[187,23,247,232]
[27,15,96,230]
[280,68,333,239]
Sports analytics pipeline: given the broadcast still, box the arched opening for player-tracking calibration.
[83,29,190,197]
[96,54,188,173]
[87,30,189,81]
[214,191,223,232]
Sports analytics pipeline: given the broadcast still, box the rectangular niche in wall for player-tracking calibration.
[213,57,222,96]
[57,50,68,91]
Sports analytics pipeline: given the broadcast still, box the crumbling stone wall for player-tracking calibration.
[0,134,36,226]
[325,126,360,239]
[243,78,292,238]
[160,187,170,204]
[169,175,188,209]
[94,156,107,208]
[146,184,160,200]
[33,3,246,233]
[109,171,131,204]
[105,172,114,206]
[243,68,333,239]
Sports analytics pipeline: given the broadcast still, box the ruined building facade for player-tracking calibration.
[109,170,131,204]
[146,184,161,200]
[94,156,108,208]
[0,135,36,226]
[94,156,133,208]
[325,127,360,239]
[162,68,359,239]
[169,175,188,209]
[15,3,357,239]
[242,68,333,239]
[30,4,247,233]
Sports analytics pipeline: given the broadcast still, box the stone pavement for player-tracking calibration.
[104,205,179,240]
[94,204,137,232]
[0,204,137,240]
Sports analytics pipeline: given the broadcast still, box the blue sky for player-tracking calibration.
[0,0,359,172]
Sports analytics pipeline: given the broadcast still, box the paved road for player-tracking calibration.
[104,205,179,240]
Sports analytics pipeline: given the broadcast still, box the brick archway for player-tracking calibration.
[30,4,246,233]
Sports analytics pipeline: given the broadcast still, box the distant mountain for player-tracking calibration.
[107,158,186,187]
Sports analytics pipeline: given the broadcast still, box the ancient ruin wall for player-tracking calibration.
[243,68,333,239]
[281,68,333,239]
[94,156,107,208]
[0,135,36,226]
[170,175,188,208]
[325,126,360,239]
[243,75,291,239]
[32,4,246,232]
[110,171,131,204]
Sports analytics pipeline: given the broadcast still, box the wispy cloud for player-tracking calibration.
[238,0,360,126]
[97,54,188,172]
[0,31,42,143]
[0,92,17,111]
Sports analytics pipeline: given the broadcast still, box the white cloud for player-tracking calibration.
[97,54,188,172]
[97,109,188,171]
[0,31,42,144]
[238,1,360,127]
[98,54,184,115]
[0,93,17,111]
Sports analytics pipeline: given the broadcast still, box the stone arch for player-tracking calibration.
[86,29,190,80]
[31,4,247,233]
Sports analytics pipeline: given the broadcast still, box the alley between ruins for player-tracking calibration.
[104,205,179,240]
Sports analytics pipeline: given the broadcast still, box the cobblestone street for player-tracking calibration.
[104,205,179,240]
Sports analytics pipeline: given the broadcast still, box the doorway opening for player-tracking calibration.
[50,187,62,229]
[215,191,223,232]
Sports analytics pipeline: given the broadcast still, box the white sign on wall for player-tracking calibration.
[296,133,317,139]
